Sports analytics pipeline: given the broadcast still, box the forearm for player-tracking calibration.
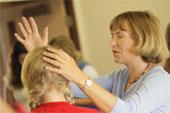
[75,72,116,113]
[74,98,94,106]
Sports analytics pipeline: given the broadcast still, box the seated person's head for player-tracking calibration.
[49,35,82,61]
[21,46,74,109]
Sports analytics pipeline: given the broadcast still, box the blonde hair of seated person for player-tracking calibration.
[21,46,74,109]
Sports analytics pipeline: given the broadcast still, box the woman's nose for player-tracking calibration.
[109,37,117,47]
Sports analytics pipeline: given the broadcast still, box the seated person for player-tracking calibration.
[49,35,98,78]
[21,46,100,113]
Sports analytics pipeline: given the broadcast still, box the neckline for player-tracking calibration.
[127,62,152,84]
[124,65,161,95]
[36,101,71,108]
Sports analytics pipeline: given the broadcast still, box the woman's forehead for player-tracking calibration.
[111,21,130,31]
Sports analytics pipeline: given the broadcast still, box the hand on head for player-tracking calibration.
[14,17,48,52]
[43,47,84,83]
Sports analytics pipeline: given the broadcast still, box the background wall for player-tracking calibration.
[73,0,170,75]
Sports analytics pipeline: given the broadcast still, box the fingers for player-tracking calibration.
[46,47,59,54]
[60,49,71,59]
[46,48,65,58]
[45,66,62,75]
[43,57,61,68]
[18,22,28,38]
[21,17,32,34]
[46,47,72,61]
[29,17,38,33]
[43,51,65,63]
[14,33,25,44]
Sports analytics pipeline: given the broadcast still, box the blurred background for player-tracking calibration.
[0,0,170,99]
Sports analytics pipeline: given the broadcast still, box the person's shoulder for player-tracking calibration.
[142,65,170,87]
[140,65,170,100]
[145,65,170,80]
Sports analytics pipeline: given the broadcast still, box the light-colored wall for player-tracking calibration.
[73,0,170,75]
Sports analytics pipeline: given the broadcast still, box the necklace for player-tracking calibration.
[127,62,151,84]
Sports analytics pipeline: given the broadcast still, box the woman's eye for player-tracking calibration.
[118,35,123,38]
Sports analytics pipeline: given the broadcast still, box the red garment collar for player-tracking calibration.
[37,101,71,108]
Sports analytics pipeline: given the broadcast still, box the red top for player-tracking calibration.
[13,103,28,113]
[31,102,100,113]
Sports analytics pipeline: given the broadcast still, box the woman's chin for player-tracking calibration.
[113,58,122,64]
[114,59,119,63]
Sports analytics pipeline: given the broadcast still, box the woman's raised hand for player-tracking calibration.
[43,47,86,83]
[14,17,48,52]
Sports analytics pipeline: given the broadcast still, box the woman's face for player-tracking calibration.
[109,22,137,64]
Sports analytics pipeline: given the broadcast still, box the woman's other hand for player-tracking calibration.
[14,17,48,52]
[43,47,87,83]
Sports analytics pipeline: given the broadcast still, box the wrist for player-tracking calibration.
[73,70,93,89]
[77,76,93,89]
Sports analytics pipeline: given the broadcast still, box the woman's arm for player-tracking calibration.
[71,74,115,107]
[71,73,115,98]
[74,98,94,106]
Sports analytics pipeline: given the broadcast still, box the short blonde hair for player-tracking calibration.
[110,11,169,63]
[21,46,74,109]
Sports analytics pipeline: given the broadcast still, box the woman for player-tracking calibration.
[15,11,170,113]
[21,46,100,113]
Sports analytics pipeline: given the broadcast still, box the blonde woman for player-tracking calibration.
[15,11,170,113]
[43,11,170,113]
[21,46,100,113]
